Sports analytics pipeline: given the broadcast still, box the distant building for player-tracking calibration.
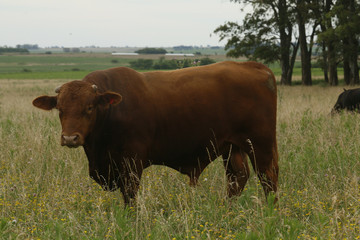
[165,53,195,57]
[111,53,139,56]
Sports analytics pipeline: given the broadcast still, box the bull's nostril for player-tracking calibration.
[73,134,79,141]
[62,134,80,146]
[60,132,83,147]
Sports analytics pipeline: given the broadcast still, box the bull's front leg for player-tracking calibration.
[116,157,145,207]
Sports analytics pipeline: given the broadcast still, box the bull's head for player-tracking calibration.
[32,81,122,147]
[331,88,347,115]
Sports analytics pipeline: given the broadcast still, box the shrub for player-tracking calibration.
[153,57,178,70]
[129,59,154,70]
[0,47,29,54]
[180,59,193,68]
[135,48,167,54]
[199,57,216,66]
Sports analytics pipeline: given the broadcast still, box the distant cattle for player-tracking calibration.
[332,88,360,114]
[32,61,278,205]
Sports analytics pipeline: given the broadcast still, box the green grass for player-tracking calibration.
[0,53,347,83]
[0,71,91,80]
[0,78,359,239]
[0,54,132,79]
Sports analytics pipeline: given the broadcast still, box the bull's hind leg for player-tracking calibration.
[247,140,279,200]
[222,145,250,197]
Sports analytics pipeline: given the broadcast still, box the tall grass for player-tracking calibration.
[0,80,359,239]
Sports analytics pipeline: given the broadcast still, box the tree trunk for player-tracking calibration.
[280,60,291,85]
[297,0,312,85]
[328,39,338,86]
[343,57,351,85]
[278,0,294,85]
[321,41,329,83]
[349,44,360,85]
[328,62,338,86]
[343,36,351,84]
[312,2,329,84]
[349,0,360,85]
[289,41,300,83]
[349,39,359,85]
[325,0,338,86]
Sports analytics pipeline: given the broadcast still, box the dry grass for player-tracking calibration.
[0,80,359,239]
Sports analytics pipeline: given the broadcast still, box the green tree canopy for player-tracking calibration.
[135,48,167,54]
[214,0,299,85]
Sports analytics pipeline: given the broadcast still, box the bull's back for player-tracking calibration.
[145,61,275,98]
[142,61,277,160]
[143,61,276,120]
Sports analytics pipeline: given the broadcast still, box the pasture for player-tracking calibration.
[0,53,230,80]
[0,56,359,239]
[0,53,343,82]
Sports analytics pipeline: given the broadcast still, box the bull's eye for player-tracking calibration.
[86,105,94,114]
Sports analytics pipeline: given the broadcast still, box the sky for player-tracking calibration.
[1,0,248,48]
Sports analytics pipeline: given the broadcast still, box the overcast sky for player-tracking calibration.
[1,0,248,48]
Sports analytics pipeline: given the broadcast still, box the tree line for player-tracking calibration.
[129,57,216,70]
[16,44,39,50]
[0,47,29,54]
[135,48,168,54]
[214,0,360,86]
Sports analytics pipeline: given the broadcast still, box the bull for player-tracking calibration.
[332,88,360,114]
[33,61,279,205]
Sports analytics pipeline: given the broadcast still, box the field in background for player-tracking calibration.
[0,53,345,85]
[28,46,228,56]
[0,53,232,80]
[0,75,359,238]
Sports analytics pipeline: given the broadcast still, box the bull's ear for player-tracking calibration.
[98,92,122,106]
[32,96,57,110]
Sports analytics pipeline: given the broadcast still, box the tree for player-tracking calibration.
[129,59,154,69]
[295,0,318,85]
[214,0,299,85]
[135,48,167,54]
[315,0,360,86]
[0,47,29,54]
[311,0,332,83]
[335,0,360,85]
[315,0,345,86]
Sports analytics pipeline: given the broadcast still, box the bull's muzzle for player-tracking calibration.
[61,133,82,148]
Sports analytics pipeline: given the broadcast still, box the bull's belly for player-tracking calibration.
[149,141,216,169]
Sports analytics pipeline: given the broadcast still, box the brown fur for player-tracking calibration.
[33,61,278,205]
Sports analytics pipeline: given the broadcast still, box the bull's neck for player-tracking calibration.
[84,106,113,148]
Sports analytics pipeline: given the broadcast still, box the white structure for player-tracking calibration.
[111,52,195,57]
[165,53,195,57]
[111,53,139,56]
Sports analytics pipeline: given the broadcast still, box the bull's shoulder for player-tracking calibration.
[102,67,144,79]
[85,67,143,80]
[83,67,147,93]
[217,61,271,72]
[85,67,144,83]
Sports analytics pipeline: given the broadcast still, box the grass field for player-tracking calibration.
[0,55,359,239]
[0,53,345,85]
